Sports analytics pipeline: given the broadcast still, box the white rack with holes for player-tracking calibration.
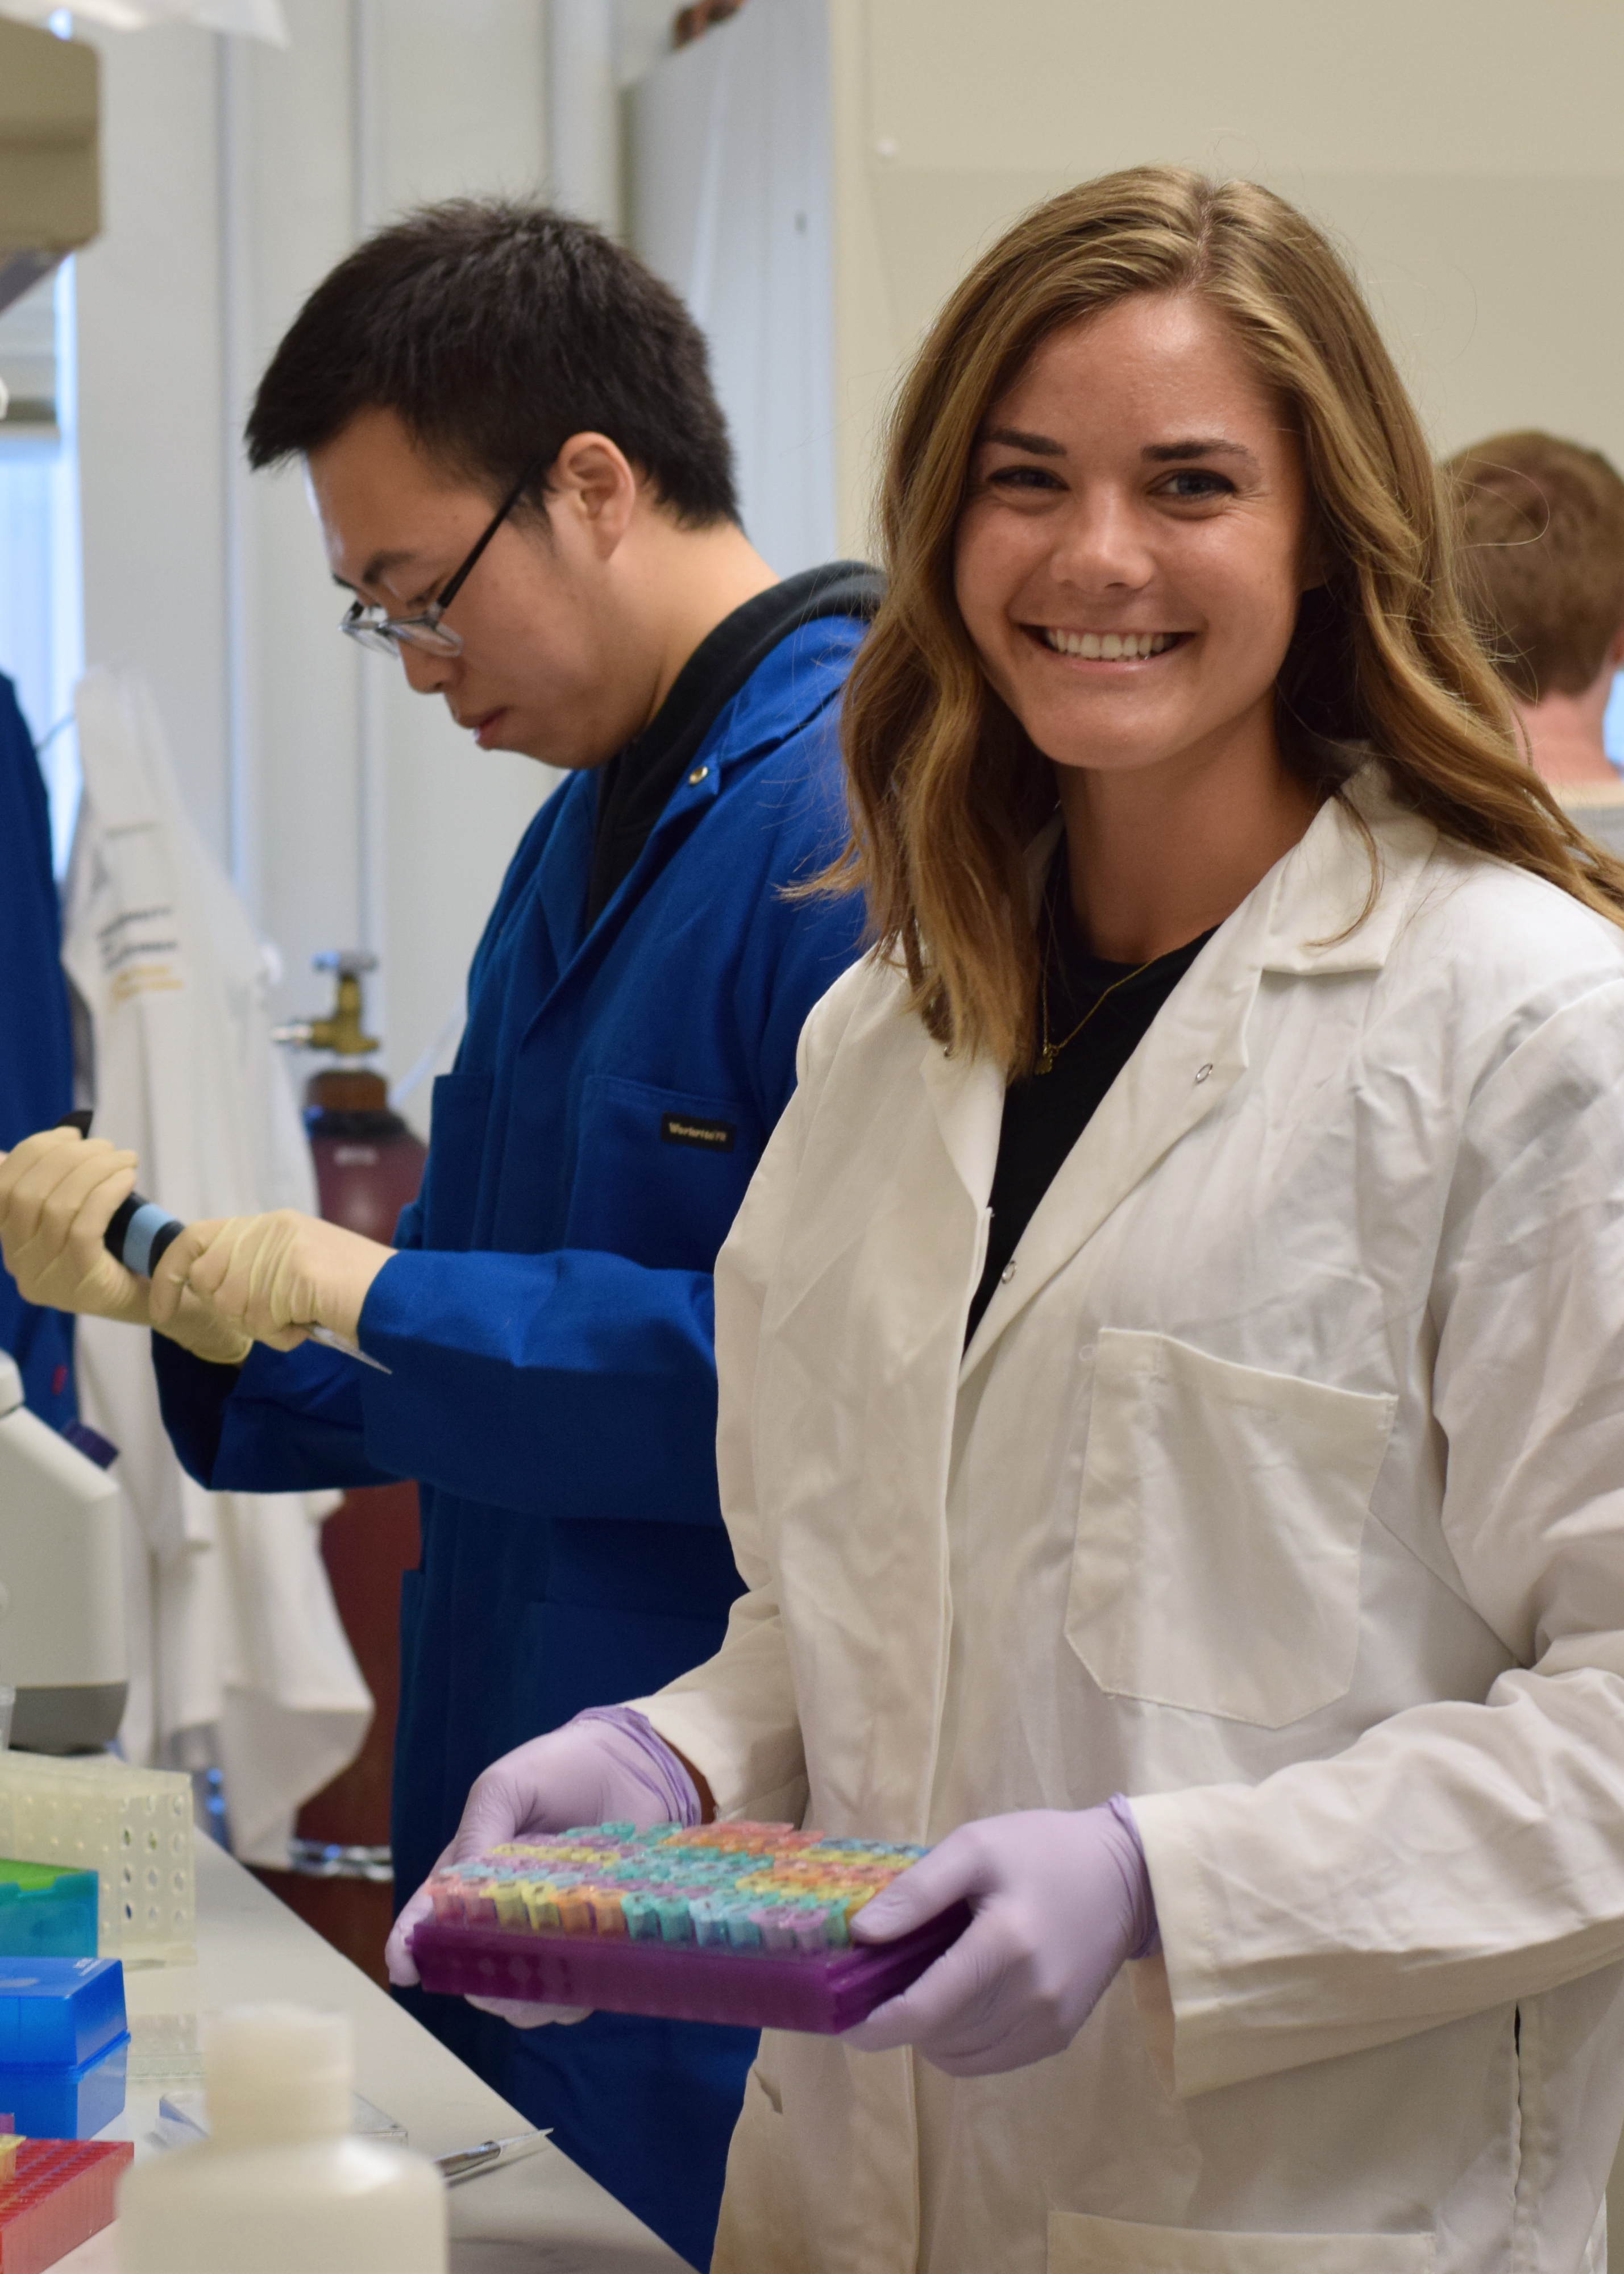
[0,1756,194,1966]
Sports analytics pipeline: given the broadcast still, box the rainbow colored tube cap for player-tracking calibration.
[412,1821,966,2034]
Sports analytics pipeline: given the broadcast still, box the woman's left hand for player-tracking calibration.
[844,1802,1157,2077]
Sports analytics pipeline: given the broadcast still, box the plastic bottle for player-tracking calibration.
[117,2004,447,2273]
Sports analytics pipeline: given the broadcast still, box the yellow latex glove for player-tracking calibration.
[0,1128,251,1365]
[149,1209,393,1354]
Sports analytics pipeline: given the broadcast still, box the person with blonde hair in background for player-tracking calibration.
[362,169,1624,2268]
[1448,428,1624,853]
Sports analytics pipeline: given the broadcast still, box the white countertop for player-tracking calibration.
[56,1831,691,2272]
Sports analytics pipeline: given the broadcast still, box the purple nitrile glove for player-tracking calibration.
[842,1796,1157,2077]
[384,1706,700,2025]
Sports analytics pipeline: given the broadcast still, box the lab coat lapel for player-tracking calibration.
[520,630,852,1037]
[962,785,1435,1370]
[962,942,1260,1370]
[531,777,596,977]
[919,1023,1005,1220]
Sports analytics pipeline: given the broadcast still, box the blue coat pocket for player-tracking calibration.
[564,1075,757,1272]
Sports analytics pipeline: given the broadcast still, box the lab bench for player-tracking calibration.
[55,1828,690,2272]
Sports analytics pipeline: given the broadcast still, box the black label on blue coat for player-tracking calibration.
[661,1111,736,1152]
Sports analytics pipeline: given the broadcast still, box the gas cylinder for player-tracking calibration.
[256,953,427,1983]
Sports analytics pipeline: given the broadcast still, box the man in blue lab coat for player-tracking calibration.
[0,202,874,2270]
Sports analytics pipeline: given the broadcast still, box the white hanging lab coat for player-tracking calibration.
[61,666,371,1866]
[641,774,1624,2274]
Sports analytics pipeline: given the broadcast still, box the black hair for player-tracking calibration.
[245,198,739,525]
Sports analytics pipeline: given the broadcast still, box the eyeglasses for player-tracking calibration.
[339,458,543,658]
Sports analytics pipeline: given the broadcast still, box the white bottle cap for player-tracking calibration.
[205,2005,352,2147]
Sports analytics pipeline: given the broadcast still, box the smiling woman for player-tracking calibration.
[953,293,1320,965]
[614,165,1624,2274]
[833,165,1624,1067]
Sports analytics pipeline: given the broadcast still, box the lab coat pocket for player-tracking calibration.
[564,1074,757,1272]
[1048,2211,1434,2271]
[1067,1329,1395,1728]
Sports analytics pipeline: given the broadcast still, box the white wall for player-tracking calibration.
[73,1,559,1131]
[76,21,230,856]
[628,0,837,577]
[630,1,1624,567]
[825,0,1624,558]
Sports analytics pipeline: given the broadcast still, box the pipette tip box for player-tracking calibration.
[0,2136,132,2273]
[0,1959,127,2142]
[0,2038,127,2146]
[412,1821,969,2034]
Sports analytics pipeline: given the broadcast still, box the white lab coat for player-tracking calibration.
[61,667,371,1865]
[639,773,1624,2274]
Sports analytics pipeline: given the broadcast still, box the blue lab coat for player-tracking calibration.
[155,612,871,2268]
[0,675,76,1426]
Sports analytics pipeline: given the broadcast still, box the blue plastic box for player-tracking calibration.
[0,1958,128,2139]
[0,2030,127,2139]
[0,1958,124,2068]
[0,2038,126,2138]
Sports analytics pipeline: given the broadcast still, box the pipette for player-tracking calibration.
[52,1116,390,1371]
[105,1189,389,1371]
[434,2133,549,2184]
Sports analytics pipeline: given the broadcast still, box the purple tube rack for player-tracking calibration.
[411,1900,971,2034]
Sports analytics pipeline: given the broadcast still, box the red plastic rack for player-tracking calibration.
[0,2135,132,2273]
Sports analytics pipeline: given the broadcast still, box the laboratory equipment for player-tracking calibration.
[0,2136,131,2273]
[0,17,98,317]
[0,1356,127,1755]
[157,2084,406,2148]
[433,2133,548,2185]
[0,1862,97,1960]
[0,1957,123,2071]
[272,949,383,1065]
[99,1192,385,1371]
[0,1956,126,2139]
[0,2031,124,2142]
[117,2005,448,2273]
[410,1821,970,2033]
[0,1752,194,1967]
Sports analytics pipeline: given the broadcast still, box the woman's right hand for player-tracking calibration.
[0,1128,251,1365]
[0,1128,147,1323]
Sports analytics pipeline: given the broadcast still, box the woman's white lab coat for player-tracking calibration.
[639,777,1624,2274]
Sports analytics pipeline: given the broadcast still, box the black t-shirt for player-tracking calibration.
[585,560,884,927]
[965,874,1215,1343]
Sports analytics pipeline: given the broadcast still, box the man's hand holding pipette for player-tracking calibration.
[149,1209,394,1357]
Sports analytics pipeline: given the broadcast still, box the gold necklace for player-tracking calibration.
[1035,956,1150,1076]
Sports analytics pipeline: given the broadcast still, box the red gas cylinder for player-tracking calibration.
[252,973,430,1985]
[304,1065,428,1243]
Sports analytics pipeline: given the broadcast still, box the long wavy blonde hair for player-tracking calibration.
[834,165,1624,1070]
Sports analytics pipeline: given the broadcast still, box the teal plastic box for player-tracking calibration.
[0,1861,97,1958]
